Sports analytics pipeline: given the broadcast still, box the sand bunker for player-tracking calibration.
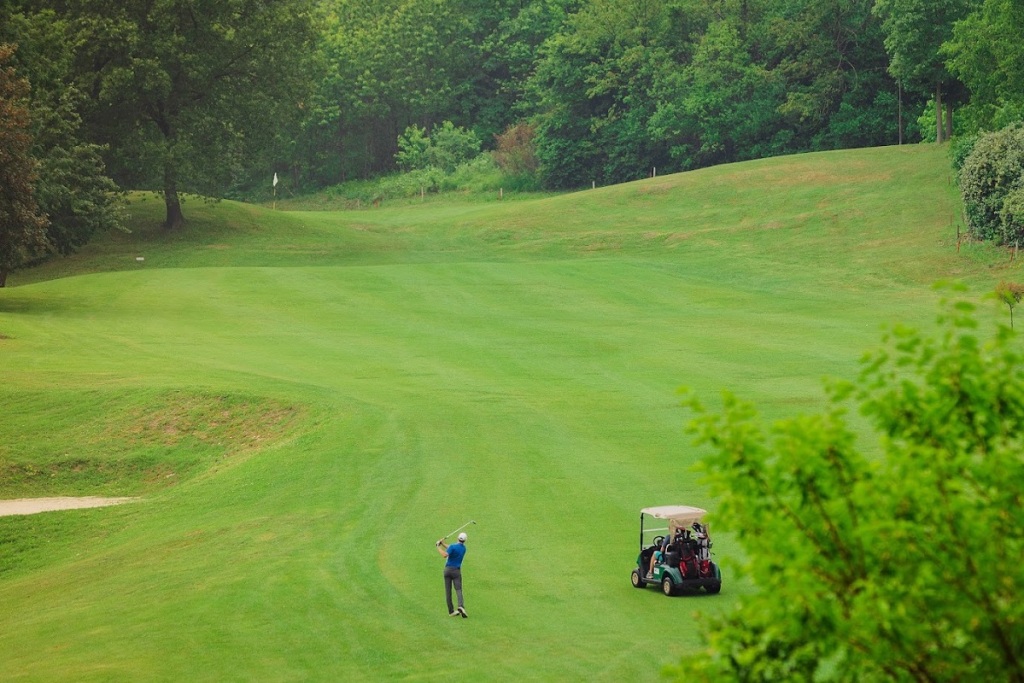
[0,497,138,517]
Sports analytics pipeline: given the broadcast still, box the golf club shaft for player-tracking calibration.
[442,520,476,540]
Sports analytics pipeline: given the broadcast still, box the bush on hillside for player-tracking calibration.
[331,167,447,205]
[493,122,539,176]
[315,122,547,206]
[958,122,1024,244]
[395,121,481,174]
[492,122,542,191]
[314,155,531,207]
[395,124,431,172]
[315,151,544,207]
[442,155,502,193]
[428,121,482,173]
[376,167,448,199]
[949,133,979,174]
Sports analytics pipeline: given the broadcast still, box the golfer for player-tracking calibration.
[436,532,468,618]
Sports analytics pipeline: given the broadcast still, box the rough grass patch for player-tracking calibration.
[0,390,303,497]
[731,163,892,189]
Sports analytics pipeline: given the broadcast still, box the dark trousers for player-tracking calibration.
[444,566,463,613]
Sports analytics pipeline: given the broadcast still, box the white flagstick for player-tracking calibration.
[273,172,278,209]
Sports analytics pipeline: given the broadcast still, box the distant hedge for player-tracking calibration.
[958,123,1024,245]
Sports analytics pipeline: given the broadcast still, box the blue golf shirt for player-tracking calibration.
[445,542,466,568]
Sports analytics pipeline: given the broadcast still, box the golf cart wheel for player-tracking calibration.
[631,569,647,588]
[706,582,722,594]
[661,576,676,596]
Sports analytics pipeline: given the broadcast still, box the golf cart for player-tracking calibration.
[631,505,721,596]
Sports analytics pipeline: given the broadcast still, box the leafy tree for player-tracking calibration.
[307,0,574,184]
[66,0,318,229]
[2,10,124,258]
[0,43,50,288]
[673,292,1024,681]
[873,0,976,143]
[473,0,580,144]
[649,19,782,170]
[995,281,1024,329]
[770,0,905,150]
[530,0,693,188]
[945,0,1024,133]
[528,27,608,188]
[31,89,125,257]
[532,0,908,186]
[394,121,481,173]
[315,0,478,181]
[395,125,432,172]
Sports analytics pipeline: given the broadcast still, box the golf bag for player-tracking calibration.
[693,523,713,577]
[677,534,698,578]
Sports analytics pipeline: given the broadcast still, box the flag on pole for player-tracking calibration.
[273,172,279,188]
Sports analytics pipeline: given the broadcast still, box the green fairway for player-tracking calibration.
[0,145,1018,681]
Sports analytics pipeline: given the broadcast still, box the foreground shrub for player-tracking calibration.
[673,291,1024,682]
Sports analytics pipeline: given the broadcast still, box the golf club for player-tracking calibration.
[439,520,476,543]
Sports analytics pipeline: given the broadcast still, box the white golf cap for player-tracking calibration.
[457,532,467,542]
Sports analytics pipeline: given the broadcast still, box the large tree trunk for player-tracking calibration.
[0,268,8,288]
[945,99,953,141]
[935,83,944,143]
[163,162,185,230]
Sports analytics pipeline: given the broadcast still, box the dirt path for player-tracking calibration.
[0,497,138,517]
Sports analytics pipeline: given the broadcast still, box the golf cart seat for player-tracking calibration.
[639,545,657,570]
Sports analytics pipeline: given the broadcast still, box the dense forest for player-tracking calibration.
[2,0,1024,280]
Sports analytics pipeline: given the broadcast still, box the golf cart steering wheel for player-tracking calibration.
[652,535,665,547]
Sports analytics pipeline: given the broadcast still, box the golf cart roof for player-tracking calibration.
[641,505,707,526]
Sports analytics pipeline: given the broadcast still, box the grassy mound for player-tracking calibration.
[0,388,302,497]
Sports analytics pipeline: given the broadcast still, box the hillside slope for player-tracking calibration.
[13,144,993,288]
[0,145,1018,682]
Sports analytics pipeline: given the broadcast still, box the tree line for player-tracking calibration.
[2,0,1023,282]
